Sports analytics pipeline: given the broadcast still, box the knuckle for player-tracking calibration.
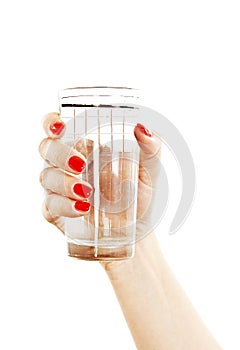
[39,169,44,186]
[39,137,51,158]
[39,167,52,187]
[44,194,58,221]
[42,200,54,223]
[43,112,60,124]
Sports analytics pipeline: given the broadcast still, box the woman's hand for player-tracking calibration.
[39,112,93,232]
[39,112,161,240]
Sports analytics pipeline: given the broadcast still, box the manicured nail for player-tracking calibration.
[74,201,91,212]
[68,156,86,172]
[137,123,152,137]
[73,183,92,198]
[50,121,65,135]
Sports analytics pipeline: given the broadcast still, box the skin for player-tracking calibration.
[39,112,222,350]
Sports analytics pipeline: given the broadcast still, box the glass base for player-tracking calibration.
[67,242,134,261]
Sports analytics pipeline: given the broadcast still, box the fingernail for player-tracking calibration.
[50,121,65,135]
[74,201,91,212]
[73,183,92,198]
[68,156,86,172]
[137,123,152,137]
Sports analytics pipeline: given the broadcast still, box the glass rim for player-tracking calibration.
[61,85,139,91]
[58,86,140,110]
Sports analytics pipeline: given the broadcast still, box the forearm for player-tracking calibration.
[101,232,222,350]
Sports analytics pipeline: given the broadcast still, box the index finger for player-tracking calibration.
[42,112,65,139]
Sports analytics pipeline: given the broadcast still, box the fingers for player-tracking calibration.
[40,167,93,200]
[134,123,161,186]
[42,112,65,139]
[39,138,86,175]
[40,112,92,229]
[43,193,91,220]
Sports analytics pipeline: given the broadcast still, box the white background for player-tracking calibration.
[0,0,239,349]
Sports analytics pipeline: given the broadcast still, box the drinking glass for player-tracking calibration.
[59,87,140,260]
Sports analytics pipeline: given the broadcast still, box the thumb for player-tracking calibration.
[134,123,161,187]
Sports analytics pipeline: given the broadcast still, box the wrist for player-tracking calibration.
[100,231,164,276]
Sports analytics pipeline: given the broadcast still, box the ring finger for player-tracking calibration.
[40,167,93,200]
[44,193,91,219]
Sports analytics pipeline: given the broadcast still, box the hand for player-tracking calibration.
[39,113,161,241]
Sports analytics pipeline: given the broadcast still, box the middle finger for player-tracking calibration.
[39,138,86,174]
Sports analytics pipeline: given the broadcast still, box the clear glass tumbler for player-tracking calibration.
[59,87,140,260]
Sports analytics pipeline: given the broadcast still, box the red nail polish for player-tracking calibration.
[74,201,90,212]
[50,121,65,135]
[68,156,86,172]
[73,183,92,198]
[137,123,152,137]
